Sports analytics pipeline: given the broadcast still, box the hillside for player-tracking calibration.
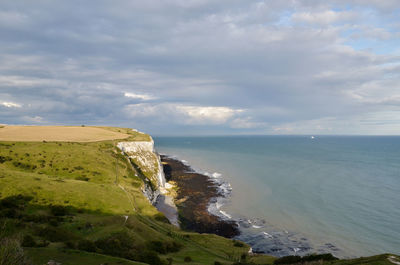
[0,126,398,265]
[0,126,252,265]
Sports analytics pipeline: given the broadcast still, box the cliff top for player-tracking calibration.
[0,125,150,142]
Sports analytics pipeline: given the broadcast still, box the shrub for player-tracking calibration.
[36,226,75,242]
[0,195,32,209]
[50,205,69,216]
[184,256,192,262]
[0,237,30,265]
[21,235,36,247]
[273,256,301,264]
[214,262,222,265]
[148,241,166,254]
[166,241,182,253]
[0,156,12,163]
[147,240,182,254]
[64,241,75,249]
[75,176,90,181]
[233,240,244,247]
[12,161,37,171]
[77,240,97,252]
[274,253,338,264]
[135,250,164,265]
[167,257,173,265]
[35,240,49,247]
[95,232,137,257]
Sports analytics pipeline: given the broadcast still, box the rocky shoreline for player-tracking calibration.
[159,154,343,258]
[160,155,239,238]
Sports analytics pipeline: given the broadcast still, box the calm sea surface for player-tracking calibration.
[154,136,400,257]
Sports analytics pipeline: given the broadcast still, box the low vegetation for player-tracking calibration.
[0,126,398,265]
[0,127,250,264]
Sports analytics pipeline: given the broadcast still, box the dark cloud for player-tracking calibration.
[0,0,399,134]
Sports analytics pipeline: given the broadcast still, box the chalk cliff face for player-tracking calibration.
[117,138,166,204]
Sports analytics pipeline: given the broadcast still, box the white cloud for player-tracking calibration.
[230,117,267,129]
[125,103,243,125]
[292,10,357,25]
[0,1,399,134]
[124,92,155,101]
[176,105,242,124]
[1,101,21,108]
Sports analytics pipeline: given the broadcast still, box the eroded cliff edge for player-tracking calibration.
[117,137,179,227]
[117,138,165,203]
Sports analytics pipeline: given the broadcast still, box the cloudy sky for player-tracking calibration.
[1,0,400,135]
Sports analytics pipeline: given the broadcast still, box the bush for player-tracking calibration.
[12,161,37,171]
[214,262,222,265]
[35,240,49,248]
[233,240,244,247]
[0,195,33,209]
[273,256,301,264]
[274,253,338,264]
[0,156,12,163]
[77,240,97,252]
[147,240,182,254]
[167,257,173,265]
[0,237,30,265]
[75,176,90,181]
[184,256,192,262]
[95,232,137,258]
[21,235,36,247]
[36,226,75,242]
[50,205,69,216]
[148,241,166,254]
[137,250,165,265]
[64,241,75,249]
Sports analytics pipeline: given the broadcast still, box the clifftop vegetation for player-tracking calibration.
[0,126,398,265]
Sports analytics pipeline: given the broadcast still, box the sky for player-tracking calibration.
[0,0,400,135]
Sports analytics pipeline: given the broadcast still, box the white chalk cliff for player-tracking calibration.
[117,138,166,204]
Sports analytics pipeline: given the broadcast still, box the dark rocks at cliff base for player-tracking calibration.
[160,155,239,238]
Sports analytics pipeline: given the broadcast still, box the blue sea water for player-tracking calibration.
[154,136,400,258]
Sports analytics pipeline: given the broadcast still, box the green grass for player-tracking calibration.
[332,254,399,265]
[0,126,397,265]
[25,247,147,265]
[0,128,253,265]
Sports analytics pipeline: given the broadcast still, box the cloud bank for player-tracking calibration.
[0,0,399,135]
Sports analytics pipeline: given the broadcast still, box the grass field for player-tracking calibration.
[0,126,397,265]
[0,126,251,265]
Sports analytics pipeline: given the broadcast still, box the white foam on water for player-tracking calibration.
[220,210,232,219]
[263,232,273,239]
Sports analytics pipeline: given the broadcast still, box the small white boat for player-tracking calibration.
[311,136,315,139]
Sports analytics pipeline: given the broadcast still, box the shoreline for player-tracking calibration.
[158,154,344,258]
[159,155,239,238]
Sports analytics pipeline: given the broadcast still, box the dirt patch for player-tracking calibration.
[0,126,130,142]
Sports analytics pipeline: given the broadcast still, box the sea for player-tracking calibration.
[153,135,400,258]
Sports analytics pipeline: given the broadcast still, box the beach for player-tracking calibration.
[159,155,239,238]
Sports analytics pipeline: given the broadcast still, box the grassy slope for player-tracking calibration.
[0,127,250,265]
[0,126,397,265]
[25,248,147,265]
